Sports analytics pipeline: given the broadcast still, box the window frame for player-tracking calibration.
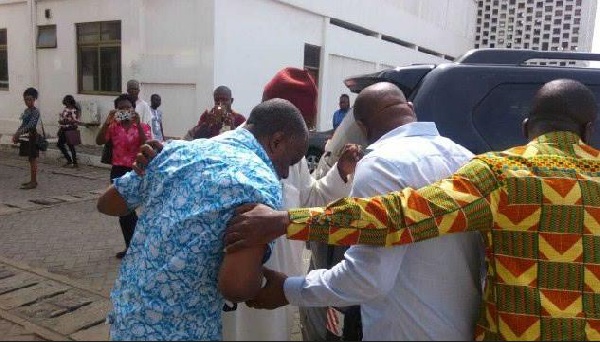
[76,20,121,95]
[0,29,7,90]
[36,25,57,49]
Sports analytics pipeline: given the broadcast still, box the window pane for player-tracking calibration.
[0,49,8,89]
[79,47,98,91]
[304,44,321,69]
[473,83,539,151]
[100,22,120,41]
[77,22,100,43]
[37,25,56,48]
[99,46,121,92]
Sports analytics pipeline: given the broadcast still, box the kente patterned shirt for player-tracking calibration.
[109,128,282,341]
[105,122,151,168]
[286,131,600,341]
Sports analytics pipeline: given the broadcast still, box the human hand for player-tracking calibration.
[245,268,289,310]
[105,110,117,125]
[12,134,19,144]
[206,106,223,125]
[133,140,164,176]
[224,204,289,253]
[337,144,364,182]
[131,111,140,124]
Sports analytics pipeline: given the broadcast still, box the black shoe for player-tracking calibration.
[115,251,127,259]
[20,182,37,190]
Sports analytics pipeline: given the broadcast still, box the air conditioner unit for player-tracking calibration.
[77,100,100,125]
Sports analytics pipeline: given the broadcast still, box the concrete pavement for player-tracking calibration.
[0,145,120,340]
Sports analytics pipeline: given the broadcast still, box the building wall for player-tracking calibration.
[215,0,477,130]
[0,0,215,143]
[475,0,597,53]
[0,0,476,140]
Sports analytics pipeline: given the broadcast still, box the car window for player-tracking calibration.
[472,83,539,151]
[474,83,600,151]
[587,86,600,149]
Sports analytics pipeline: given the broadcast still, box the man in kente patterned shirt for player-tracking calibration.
[96,99,309,341]
[224,79,600,341]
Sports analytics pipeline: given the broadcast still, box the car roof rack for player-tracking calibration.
[456,48,600,65]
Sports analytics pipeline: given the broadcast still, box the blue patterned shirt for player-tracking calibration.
[109,128,282,341]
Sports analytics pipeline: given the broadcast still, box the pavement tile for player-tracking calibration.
[0,273,42,296]
[70,323,110,341]
[0,281,70,310]
[41,300,110,335]
[0,319,47,341]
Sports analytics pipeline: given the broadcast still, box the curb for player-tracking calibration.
[0,143,110,170]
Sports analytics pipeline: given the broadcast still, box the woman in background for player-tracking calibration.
[96,93,150,259]
[57,95,81,168]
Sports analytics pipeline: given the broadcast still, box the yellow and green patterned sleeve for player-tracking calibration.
[287,159,502,247]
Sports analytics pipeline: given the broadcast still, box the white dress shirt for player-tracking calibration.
[136,99,153,135]
[284,122,486,341]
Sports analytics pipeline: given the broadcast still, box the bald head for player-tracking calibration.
[527,79,598,141]
[353,82,416,144]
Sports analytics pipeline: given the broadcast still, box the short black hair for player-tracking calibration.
[151,94,161,99]
[113,93,136,109]
[214,86,232,97]
[62,95,77,107]
[23,87,38,99]
[246,98,308,139]
[340,94,350,99]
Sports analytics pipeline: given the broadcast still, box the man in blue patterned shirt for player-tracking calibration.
[97,99,309,341]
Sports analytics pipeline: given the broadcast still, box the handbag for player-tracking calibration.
[36,117,48,151]
[64,129,82,146]
[101,140,113,164]
[18,136,30,157]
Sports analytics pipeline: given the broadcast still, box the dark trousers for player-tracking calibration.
[110,165,137,248]
[57,129,77,164]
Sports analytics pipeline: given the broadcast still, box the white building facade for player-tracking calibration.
[0,0,476,143]
[475,0,597,54]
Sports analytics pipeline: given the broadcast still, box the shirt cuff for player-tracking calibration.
[325,163,352,192]
[283,276,306,306]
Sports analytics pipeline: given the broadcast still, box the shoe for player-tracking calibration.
[20,182,37,190]
[62,162,73,168]
[72,163,79,168]
[21,181,31,186]
[115,251,127,259]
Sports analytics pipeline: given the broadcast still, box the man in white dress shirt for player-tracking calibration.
[246,82,486,340]
[127,79,153,135]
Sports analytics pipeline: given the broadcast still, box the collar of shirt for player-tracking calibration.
[212,127,278,177]
[528,130,582,149]
[366,122,440,153]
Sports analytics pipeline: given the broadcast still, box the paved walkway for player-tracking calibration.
[0,145,120,340]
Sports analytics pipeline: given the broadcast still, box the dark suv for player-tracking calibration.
[313,48,600,177]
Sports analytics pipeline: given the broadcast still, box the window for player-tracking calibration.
[37,25,56,48]
[76,21,121,94]
[303,43,320,87]
[473,83,541,151]
[0,29,6,90]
